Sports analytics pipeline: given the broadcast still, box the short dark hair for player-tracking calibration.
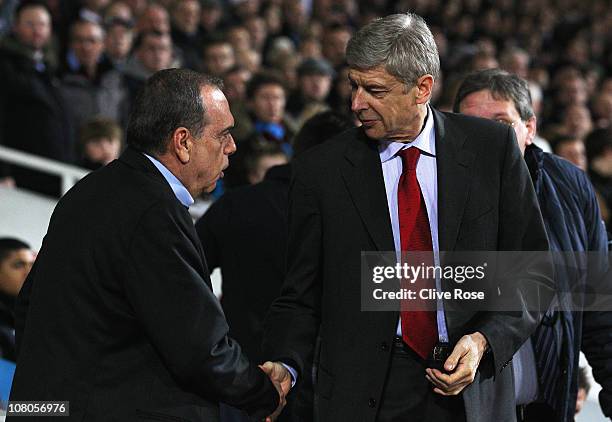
[202,34,232,54]
[80,117,123,145]
[14,1,50,21]
[585,128,612,162]
[293,111,354,157]
[453,68,534,121]
[133,30,167,51]
[244,140,287,176]
[0,238,31,262]
[246,71,285,99]
[551,134,581,154]
[126,68,223,155]
[70,18,104,40]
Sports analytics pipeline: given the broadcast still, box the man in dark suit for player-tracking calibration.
[262,13,555,422]
[9,69,285,422]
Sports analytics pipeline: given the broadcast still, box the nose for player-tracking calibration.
[351,87,367,114]
[225,136,237,156]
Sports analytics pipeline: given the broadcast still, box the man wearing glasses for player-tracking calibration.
[455,68,612,422]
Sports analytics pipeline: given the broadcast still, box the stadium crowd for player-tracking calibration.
[0,0,610,213]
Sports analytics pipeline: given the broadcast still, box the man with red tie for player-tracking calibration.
[262,13,554,422]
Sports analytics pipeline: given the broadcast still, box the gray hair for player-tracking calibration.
[345,13,440,86]
[453,68,534,121]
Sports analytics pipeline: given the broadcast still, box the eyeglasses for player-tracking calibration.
[495,119,519,127]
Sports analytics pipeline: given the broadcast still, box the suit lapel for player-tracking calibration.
[341,129,395,252]
[435,110,475,252]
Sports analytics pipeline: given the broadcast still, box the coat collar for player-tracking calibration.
[341,109,474,252]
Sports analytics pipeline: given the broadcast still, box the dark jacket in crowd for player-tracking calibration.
[524,144,612,421]
[0,35,74,161]
[196,164,314,422]
[0,35,74,195]
[0,292,16,362]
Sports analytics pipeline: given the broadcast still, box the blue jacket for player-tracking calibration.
[524,144,611,421]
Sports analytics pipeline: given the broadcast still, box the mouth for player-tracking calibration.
[360,119,378,127]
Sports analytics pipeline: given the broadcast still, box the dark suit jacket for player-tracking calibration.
[196,164,314,422]
[196,164,290,364]
[9,147,279,422]
[263,109,555,422]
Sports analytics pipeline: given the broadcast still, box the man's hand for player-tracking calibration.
[260,361,292,421]
[425,332,488,396]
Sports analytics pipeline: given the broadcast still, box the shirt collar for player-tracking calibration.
[143,153,194,208]
[379,106,436,163]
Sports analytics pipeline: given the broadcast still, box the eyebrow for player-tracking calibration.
[219,125,234,136]
[348,78,387,90]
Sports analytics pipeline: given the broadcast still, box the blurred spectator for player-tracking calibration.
[103,17,134,70]
[122,30,174,108]
[555,72,589,108]
[235,46,261,74]
[170,0,202,70]
[136,3,170,34]
[499,46,530,80]
[200,0,223,34]
[262,4,282,37]
[265,37,299,89]
[61,19,124,146]
[593,90,612,129]
[79,117,123,170]
[231,0,260,23]
[244,140,288,185]
[556,104,593,140]
[244,15,267,53]
[281,0,307,45]
[246,71,294,148]
[575,367,591,415]
[224,66,254,143]
[328,63,352,119]
[124,0,147,17]
[0,238,35,362]
[298,35,322,60]
[76,0,110,24]
[223,65,251,104]
[227,24,251,55]
[0,1,74,194]
[104,1,133,24]
[470,51,498,71]
[225,72,294,188]
[551,135,588,171]
[586,128,612,227]
[202,36,235,77]
[322,23,352,68]
[286,58,334,126]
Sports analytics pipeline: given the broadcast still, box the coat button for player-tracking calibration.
[368,398,377,408]
[380,342,389,352]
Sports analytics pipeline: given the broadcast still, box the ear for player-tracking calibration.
[415,74,435,105]
[524,115,537,146]
[170,127,192,164]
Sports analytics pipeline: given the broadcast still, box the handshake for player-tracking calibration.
[259,361,293,422]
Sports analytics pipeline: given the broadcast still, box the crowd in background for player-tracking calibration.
[0,0,610,212]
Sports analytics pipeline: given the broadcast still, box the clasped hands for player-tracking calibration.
[425,331,488,396]
[259,361,292,422]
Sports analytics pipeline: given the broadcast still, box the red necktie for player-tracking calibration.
[397,147,437,359]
